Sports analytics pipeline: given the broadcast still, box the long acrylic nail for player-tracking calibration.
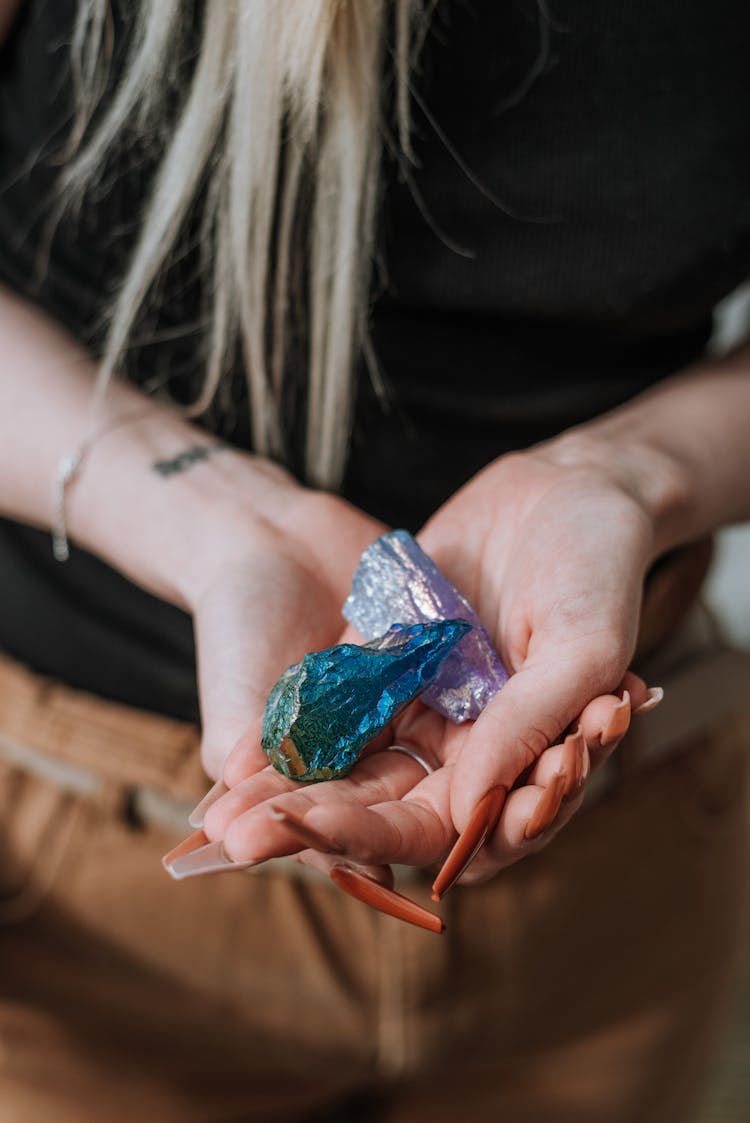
[188,779,229,828]
[561,726,586,798]
[580,741,591,786]
[268,805,344,854]
[601,689,631,748]
[330,865,444,934]
[164,835,260,880]
[525,770,567,840]
[162,828,208,869]
[634,686,664,715]
[431,787,506,902]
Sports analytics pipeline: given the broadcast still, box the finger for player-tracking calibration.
[435,736,585,894]
[464,780,584,884]
[218,718,267,788]
[222,718,275,790]
[452,679,663,888]
[188,718,267,829]
[524,669,658,787]
[617,672,664,715]
[448,633,630,830]
[431,638,630,899]
[292,849,445,935]
[629,680,664,715]
[328,864,445,934]
[581,690,631,756]
[222,768,454,869]
[619,670,647,710]
[288,846,395,890]
[451,695,621,885]
[455,676,649,800]
[207,743,436,842]
[528,725,589,795]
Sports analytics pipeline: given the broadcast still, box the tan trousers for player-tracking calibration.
[0,642,748,1123]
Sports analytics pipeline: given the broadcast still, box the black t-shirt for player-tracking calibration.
[1,0,750,721]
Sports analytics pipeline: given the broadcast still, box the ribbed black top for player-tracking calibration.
[2,0,750,721]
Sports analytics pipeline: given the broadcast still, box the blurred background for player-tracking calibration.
[691,524,750,1123]
[691,286,750,1123]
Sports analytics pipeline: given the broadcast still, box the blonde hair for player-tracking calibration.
[65,0,421,488]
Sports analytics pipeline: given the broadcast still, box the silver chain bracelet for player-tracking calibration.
[51,444,87,562]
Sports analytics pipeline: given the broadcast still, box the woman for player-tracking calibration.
[0,1,749,1120]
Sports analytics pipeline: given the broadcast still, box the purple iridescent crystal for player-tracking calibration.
[342,530,508,722]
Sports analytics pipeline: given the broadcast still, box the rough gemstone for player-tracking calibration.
[262,620,470,782]
[343,530,508,722]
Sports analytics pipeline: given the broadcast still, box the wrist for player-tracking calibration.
[67,403,302,611]
[542,426,695,561]
[175,451,304,611]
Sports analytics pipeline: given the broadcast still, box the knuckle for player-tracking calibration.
[203,801,227,837]
[480,704,551,765]
[567,631,630,697]
[591,642,629,691]
[223,820,249,861]
[358,817,402,866]
[404,798,452,861]
[515,724,554,765]
[354,764,397,805]
[421,803,455,855]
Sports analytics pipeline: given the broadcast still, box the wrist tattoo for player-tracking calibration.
[153,441,229,478]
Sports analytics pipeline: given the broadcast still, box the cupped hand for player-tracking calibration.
[416,436,661,889]
[421,437,653,820]
[199,667,650,879]
[194,434,662,894]
[183,457,384,780]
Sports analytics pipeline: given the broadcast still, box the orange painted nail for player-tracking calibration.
[561,726,586,798]
[634,686,664,715]
[330,865,444,934]
[269,805,344,855]
[580,740,591,786]
[431,787,506,902]
[524,770,567,841]
[601,689,631,748]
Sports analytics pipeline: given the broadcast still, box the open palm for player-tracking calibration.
[194,441,659,894]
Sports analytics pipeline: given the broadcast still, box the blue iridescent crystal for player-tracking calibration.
[343,530,509,722]
[261,620,470,782]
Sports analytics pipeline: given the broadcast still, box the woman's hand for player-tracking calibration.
[171,433,666,899]
[414,438,663,890]
[180,470,385,781]
[169,344,750,901]
[166,661,651,928]
[0,285,386,792]
[420,440,653,834]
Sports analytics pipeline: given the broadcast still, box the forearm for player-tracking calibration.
[546,342,750,560]
[0,284,297,608]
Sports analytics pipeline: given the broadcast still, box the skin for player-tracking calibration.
[201,438,668,878]
[0,276,651,880]
[204,353,750,884]
[2,0,750,888]
[4,270,749,890]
